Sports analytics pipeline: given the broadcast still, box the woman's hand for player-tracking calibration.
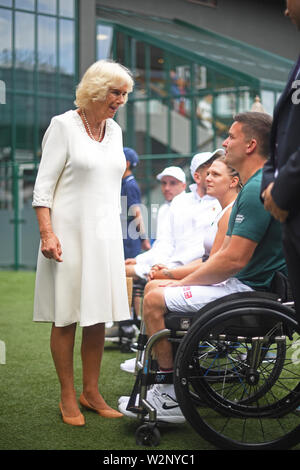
[40,231,63,262]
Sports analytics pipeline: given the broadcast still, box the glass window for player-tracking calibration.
[167,55,192,119]
[37,97,57,147]
[59,18,75,76]
[215,92,237,117]
[0,91,11,159]
[115,31,125,64]
[38,0,56,15]
[38,15,57,93]
[0,0,12,7]
[150,99,168,154]
[0,78,5,104]
[132,101,146,155]
[15,12,35,91]
[0,8,12,87]
[59,0,74,18]
[261,90,276,115]
[15,12,35,69]
[133,42,146,98]
[58,97,74,115]
[171,99,191,154]
[15,94,34,158]
[238,89,251,112]
[15,0,35,11]
[0,205,14,263]
[0,8,12,64]
[196,94,213,130]
[196,94,214,147]
[194,64,208,91]
[97,23,113,60]
[150,45,166,99]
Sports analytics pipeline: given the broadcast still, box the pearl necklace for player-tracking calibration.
[82,109,105,142]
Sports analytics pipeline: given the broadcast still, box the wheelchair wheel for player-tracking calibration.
[174,293,300,450]
[190,335,286,406]
[135,424,161,447]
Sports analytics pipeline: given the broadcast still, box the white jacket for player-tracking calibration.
[164,184,221,267]
[135,201,172,266]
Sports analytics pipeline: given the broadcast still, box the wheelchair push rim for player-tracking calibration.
[174,296,300,450]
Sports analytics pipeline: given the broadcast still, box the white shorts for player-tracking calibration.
[164,278,253,313]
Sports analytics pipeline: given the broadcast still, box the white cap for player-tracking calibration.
[156,166,186,183]
[190,148,225,177]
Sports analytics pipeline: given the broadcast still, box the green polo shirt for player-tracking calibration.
[227,169,287,291]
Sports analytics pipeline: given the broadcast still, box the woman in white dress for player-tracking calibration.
[148,156,242,281]
[32,60,134,426]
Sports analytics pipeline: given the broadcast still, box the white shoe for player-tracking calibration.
[118,395,132,404]
[120,357,136,374]
[120,351,145,374]
[118,385,185,424]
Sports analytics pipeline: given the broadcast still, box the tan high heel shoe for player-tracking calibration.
[79,393,123,418]
[59,402,85,426]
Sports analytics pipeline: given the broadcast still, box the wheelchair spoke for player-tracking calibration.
[174,297,300,449]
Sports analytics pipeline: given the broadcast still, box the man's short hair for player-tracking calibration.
[233,112,272,159]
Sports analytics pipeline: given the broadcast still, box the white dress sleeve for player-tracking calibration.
[32,117,68,208]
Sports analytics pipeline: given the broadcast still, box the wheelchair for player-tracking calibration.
[105,279,145,353]
[124,272,300,450]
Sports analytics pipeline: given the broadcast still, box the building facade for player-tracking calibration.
[0,0,295,268]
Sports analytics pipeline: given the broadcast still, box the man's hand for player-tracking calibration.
[141,239,151,251]
[148,264,168,281]
[125,258,137,265]
[263,182,288,223]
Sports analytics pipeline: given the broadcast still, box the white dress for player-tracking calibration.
[32,110,131,327]
[203,201,235,258]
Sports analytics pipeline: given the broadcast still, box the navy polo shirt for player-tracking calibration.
[121,174,142,258]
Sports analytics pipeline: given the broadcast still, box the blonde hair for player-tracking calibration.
[74,60,134,108]
[215,155,243,191]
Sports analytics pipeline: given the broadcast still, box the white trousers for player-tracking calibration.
[164,277,253,313]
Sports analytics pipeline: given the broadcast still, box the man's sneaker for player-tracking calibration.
[105,323,136,343]
[118,385,185,424]
[105,324,120,342]
[120,357,136,373]
[120,350,145,374]
[118,394,137,405]
[120,324,136,340]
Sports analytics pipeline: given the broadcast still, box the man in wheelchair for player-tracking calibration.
[119,111,288,424]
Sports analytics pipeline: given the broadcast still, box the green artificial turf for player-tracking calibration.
[0,271,213,451]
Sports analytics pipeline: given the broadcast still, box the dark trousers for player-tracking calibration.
[282,225,300,324]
